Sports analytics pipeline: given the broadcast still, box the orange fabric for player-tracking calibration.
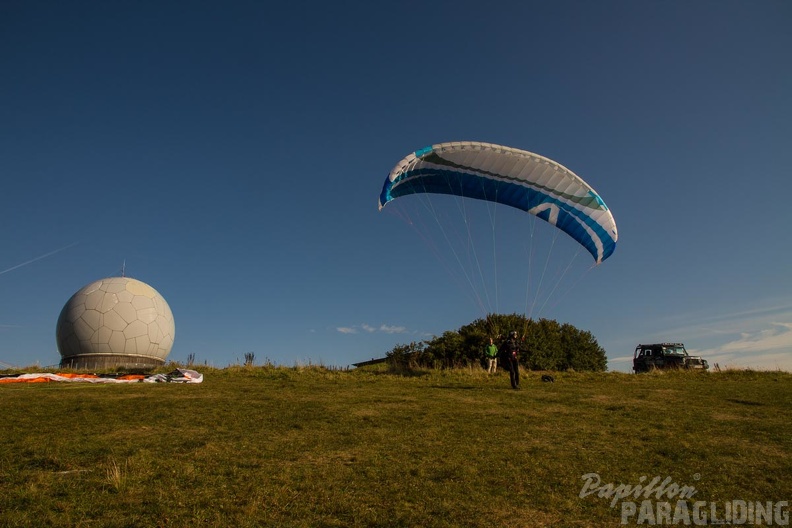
[0,373,145,383]
[0,376,51,383]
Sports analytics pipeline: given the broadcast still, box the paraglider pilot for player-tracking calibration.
[503,331,522,390]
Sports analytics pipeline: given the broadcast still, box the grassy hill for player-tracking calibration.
[1,366,790,527]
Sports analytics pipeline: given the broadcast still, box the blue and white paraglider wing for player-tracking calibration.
[379,141,618,264]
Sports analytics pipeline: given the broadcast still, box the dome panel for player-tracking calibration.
[81,309,101,331]
[126,281,156,298]
[98,293,119,313]
[61,334,81,356]
[91,342,112,353]
[109,330,126,351]
[56,320,75,341]
[157,314,175,333]
[78,339,97,354]
[116,290,134,303]
[72,316,95,340]
[137,307,158,324]
[148,321,163,343]
[123,320,148,339]
[138,335,154,354]
[160,334,174,352]
[115,302,138,324]
[131,295,154,310]
[103,309,127,331]
[84,289,105,310]
[95,326,113,344]
[66,303,86,322]
[125,337,139,354]
[104,281,127,294]
[81,280,104,295]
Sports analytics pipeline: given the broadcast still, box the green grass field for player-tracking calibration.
[1,366,790,527]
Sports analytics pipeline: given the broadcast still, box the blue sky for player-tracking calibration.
[2,1,790,372]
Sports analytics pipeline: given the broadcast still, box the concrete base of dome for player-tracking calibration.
[59,355,165,371]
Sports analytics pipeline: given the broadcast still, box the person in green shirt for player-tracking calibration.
[485,337,499,373]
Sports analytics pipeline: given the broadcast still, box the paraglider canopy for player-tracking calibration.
[379,141,617,264]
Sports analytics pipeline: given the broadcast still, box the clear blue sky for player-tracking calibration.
[2,1,790,371]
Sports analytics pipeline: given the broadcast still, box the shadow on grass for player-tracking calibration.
[726,398,764,406]
[358,364,432,378]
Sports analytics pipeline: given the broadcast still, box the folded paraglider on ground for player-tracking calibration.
[0,368,203,384]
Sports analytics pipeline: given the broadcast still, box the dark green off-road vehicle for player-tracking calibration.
[633,343,709,373]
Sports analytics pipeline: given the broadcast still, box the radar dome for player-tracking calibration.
[56,277,175,369]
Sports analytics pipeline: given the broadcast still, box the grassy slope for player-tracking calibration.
[1,367,790,527]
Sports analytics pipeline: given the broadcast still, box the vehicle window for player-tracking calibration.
[663,346,686,356]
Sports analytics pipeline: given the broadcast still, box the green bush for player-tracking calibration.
[387,313,607,371]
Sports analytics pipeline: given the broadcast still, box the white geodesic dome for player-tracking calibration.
[56,277,175,369]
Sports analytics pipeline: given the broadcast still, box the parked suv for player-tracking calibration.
[633,343,709,373]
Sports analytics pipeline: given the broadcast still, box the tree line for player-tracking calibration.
[386,313,607,372]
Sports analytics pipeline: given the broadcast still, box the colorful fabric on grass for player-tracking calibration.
[0,369,203,384]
